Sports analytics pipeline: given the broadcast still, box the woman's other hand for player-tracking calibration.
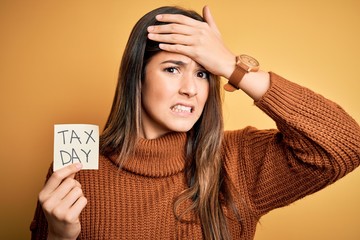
[38,163,87,240]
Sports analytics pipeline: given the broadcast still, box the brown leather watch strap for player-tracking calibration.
[223,66,247,92]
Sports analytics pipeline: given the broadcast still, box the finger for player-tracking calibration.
[68,196,87,222]
[155,14,200,26]
[52,194,87,223]
[52,178,82,201]
[39,163,82,202]
[50,188,87,222]
[203,6,221,36]
[148,32,193,46]
[66,196,87,223]
[147,23,194,35]
[41,178,82,212]
[54,185,85,212]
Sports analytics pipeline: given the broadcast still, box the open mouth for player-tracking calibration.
[171,104,193,113]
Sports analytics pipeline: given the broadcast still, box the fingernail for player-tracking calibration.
[156,14,162,20]
[147,26,154,32]
[75,163,83,169]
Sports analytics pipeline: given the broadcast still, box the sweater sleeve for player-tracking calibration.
[29,166,52,240]
[224,72,360,216]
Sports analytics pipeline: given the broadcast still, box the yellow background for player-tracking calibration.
[1,0,359,239]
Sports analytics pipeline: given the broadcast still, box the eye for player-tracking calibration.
[197,71,209,80]
[164,67,180,74]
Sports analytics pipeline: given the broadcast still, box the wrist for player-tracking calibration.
[222,53,237,79]
[224,54,260,92]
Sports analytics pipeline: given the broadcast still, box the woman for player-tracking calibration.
[30,6,360,240]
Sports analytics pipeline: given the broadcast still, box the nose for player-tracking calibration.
[179,73,198,97]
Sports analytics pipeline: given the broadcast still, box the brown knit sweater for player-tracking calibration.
[30,73,360,239]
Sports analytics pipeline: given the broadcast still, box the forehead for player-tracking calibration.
[148,51,200,67]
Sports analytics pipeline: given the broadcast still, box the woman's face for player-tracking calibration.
[141,51,210,139]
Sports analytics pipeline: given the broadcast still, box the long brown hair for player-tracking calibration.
[100,6,237,239]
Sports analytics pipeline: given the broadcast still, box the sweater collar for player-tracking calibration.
[110,132,187,177]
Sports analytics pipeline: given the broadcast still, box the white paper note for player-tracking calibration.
[53,124,99,171]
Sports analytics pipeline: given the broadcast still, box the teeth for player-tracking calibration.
[172,105,192,113]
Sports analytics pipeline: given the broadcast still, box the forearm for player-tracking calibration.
[236,70,270,101]
[232,73,360,214]
[255,73,360,176]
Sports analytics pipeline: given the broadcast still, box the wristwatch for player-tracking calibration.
[224,54,259,92]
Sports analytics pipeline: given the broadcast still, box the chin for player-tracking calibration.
[169,123,195,133]
[165,117,200,133]
[172,127,192,133]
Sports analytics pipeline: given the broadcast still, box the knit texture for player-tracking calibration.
[30,73,360,239]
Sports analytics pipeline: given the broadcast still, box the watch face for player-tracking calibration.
[239,54,259,67]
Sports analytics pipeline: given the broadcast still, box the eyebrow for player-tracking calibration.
[160,60,187,66]
[160,60,207,70]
